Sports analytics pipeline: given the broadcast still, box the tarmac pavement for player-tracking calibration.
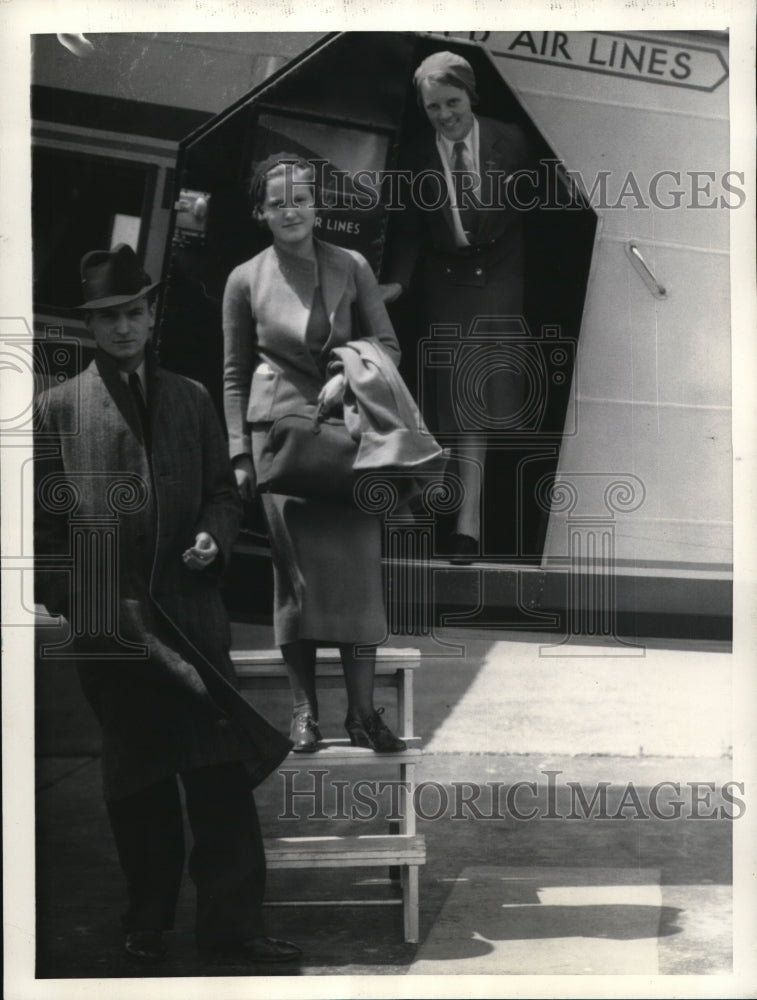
[31,617,738,984]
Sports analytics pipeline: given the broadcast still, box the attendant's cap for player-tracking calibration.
[78,244,160,309]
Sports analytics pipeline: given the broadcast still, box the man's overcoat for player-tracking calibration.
[35,349,291,800]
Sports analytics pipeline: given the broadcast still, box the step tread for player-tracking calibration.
[232,648,421,674]
[264,833,426,866]
[282,739,422,763]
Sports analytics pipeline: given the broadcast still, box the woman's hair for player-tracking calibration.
[248,152,319,216]
[415,70,479,108]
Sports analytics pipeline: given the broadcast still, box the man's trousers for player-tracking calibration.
[106,760,267,946]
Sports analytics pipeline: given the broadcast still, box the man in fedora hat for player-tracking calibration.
[35,243,300,966]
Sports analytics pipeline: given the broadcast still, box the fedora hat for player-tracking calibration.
[78,244,161,309]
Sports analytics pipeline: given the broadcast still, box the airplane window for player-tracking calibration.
[32,147,155,310]
[109,213,142,252]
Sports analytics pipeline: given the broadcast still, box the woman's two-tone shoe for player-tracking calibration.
[290,710,321,752]
[345,707,406,753]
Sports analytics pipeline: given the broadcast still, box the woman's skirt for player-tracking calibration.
[252,426,386,647]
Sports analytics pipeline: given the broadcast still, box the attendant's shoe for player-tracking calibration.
[290,710,321,753]
[124,929,166,963]
[200,936,302,963]
[448,532,478,566]
[345,707,406,753]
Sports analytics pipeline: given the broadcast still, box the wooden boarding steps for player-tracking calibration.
[232,647,424,943]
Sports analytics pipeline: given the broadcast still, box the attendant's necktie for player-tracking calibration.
[128,372,150,449]
[452,140,479,242]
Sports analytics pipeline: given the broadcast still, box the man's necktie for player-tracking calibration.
[128,372,150,448]
[452,140,479,242]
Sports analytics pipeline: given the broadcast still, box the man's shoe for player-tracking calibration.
[201,936,302,963]
[240,936,302,963]
[290,710,321,752]
[124,930,166,963]
[448,532,478,565]
[345,707,406,753]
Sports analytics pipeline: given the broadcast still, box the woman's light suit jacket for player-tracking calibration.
[222,239,401,462]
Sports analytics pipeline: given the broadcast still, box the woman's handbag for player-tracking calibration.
[256,404,360,504]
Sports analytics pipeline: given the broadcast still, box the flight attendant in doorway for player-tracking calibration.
[383,51,533,563]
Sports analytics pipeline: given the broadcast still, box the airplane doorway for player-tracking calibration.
[158,31,597,567]
[383,36,597,560]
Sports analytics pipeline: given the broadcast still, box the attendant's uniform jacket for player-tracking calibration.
[385,115,532,302]
[35,349,291,801]
[384,115,533,432]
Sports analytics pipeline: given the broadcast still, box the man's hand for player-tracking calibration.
[233,455,257,502]
[182,531,219,571]
[317,373,346,415]
[378,282,404,304]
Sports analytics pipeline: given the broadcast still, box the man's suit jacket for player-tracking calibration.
[223,239,401,461]
[35,349,291,800]
[385,115,532,292]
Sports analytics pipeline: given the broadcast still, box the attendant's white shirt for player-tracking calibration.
[435,116,480,248]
